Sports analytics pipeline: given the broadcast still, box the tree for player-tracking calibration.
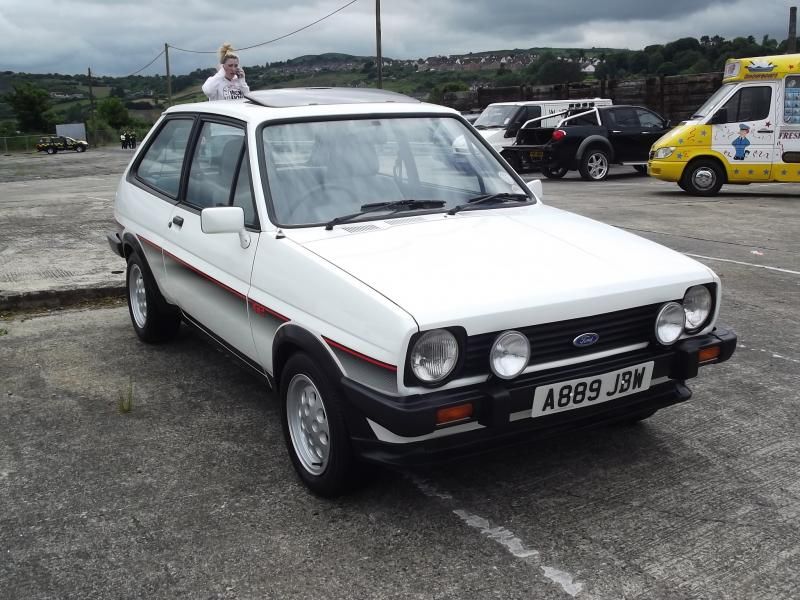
[97,97,129,129]
[4,83,51,132]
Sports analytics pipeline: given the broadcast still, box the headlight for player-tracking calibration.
[490,331,530,379]
[653,147,675,159]
[655,302,685,345]
[410,329,459,383]
[683,285,712,331]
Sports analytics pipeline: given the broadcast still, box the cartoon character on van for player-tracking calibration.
[732,124,751,159]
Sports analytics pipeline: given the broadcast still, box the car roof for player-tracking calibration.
[163,87,458,122]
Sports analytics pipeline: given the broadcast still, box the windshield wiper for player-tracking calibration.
[325,199,446,230]
[446,192,529,215]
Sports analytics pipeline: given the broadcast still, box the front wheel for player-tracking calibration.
[126,251,181,343]
[680,160,724,196]
[541,165,568,179]
[46,147,56,155]
[76,145,86,153]
[280,353,366,497]
[633,165,647,174]
[579,148,610,181]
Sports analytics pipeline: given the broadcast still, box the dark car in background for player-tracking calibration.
[36,136,89,154]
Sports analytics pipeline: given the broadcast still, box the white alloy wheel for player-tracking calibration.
[584,151,608,180]
[286,374,331,475]
[128,262,148,329]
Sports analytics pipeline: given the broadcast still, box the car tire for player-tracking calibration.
[125,251,181,343]
[46,147,56,155]
[76,146,86,153]
[579,148,610,181]
[541,165,568,179]
[280,352,366,497]
[633,165,647,174]
[680,160,724,196]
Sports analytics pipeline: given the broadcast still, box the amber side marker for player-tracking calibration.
[436,403,473,425]
[699,346,721,363]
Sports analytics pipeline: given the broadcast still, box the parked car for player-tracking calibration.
[502,105,671,179]
[108,87,736,497]
[473,98,612,153]
[36,135,89,154]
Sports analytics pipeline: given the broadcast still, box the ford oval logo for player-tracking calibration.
[573,332,600,348]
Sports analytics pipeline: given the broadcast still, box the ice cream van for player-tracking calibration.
[648,53,800,195]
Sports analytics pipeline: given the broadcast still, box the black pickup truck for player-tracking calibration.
[501,105,672,180]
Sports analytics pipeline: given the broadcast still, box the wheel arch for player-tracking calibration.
[272,324,343,391]
[683,155,729,185]
[576,136,614,162]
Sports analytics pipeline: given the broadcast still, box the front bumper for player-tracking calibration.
[341,326,737,466]
[647,159,686,182]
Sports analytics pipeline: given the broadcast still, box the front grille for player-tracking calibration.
[463,303,662,377]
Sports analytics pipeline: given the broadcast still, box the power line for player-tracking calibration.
[123,49,166,77]
[168,0,359,54]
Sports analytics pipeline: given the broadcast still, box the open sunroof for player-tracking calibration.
[245,87,420,108]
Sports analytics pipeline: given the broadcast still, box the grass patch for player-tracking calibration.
[118,377,134,414]
[0,328,7,336]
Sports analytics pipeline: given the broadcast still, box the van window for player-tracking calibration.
[784,76,800,124]
[719,86,772,123]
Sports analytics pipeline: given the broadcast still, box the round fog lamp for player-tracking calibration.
[490,331,530,379]
[683,285,712,330]
[410,329,459,384]
[655,302,685,345]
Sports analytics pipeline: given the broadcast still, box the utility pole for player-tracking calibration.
[376,0,383,89]
[789,6,797,54]
[165,43,173,106]
[87,67,96,144]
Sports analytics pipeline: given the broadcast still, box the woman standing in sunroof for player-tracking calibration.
[202,43,250,100]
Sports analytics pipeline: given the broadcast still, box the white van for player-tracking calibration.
[473,98,613,152]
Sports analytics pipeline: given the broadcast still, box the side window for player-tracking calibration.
[784,76,800,124]
[637,109,664,129]
[136,119,193,198]
[232,153,259,228]
[720,86,772,123]
[185,122,244,209]
[609,108,639,128]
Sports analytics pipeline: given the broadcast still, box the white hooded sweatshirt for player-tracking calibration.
[202,68,250,101]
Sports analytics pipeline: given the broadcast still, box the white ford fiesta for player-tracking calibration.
[108,88,737,496]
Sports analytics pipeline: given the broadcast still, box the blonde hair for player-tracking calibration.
[218,43,239,65]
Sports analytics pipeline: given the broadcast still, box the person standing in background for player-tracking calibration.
[202,43,249,101]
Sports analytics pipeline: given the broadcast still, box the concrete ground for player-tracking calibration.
[1,152,799,599]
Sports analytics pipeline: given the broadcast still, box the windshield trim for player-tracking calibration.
[691,83,738,119]
[257,113,536,229]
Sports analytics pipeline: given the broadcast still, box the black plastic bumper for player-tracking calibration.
[107,231,124,258]
[341,326,737,467]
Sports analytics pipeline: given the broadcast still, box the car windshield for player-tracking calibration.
[472,105,518,129]
[691,83,737,118]
[261,116,531,227]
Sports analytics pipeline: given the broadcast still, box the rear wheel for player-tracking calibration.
[680,159,724,196]
[579,148,610,181]
[541,165,568,179]
[280,352,366,497]
[126,251,181,343]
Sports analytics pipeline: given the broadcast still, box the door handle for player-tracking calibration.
[757,129,773,134]
[171,216,184,227]
[611,130,622,134]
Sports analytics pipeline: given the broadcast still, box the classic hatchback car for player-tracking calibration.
[108,88,736,496]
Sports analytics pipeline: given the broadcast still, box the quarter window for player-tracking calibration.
[136,118,193,198]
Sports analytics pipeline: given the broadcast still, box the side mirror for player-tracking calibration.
[663,119,672,129]
[200,206,250,248]
[526,179,544,200]
[504,125,519,138]
[709,108,728,125]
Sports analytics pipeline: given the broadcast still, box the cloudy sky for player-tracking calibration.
[0,0,796,76]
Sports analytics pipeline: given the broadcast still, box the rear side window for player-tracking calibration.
[136,119,194,198]
[719,86,772,123]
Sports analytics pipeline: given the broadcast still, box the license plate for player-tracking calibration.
[529,151,543,159]
[532,362,654,417]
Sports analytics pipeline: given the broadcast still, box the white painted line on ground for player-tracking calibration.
[685,253,800,276]
[86,196,112,202]
[737,343,800,364]
[410,476,586,597]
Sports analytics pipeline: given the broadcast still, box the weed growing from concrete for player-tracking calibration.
[118,378,133,414]
[0,328,7,336]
